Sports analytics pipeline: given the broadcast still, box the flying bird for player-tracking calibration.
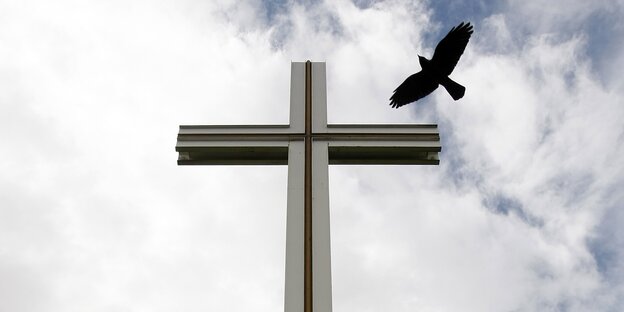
[390,22,474,108]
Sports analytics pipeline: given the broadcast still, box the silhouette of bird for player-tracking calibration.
[390,22,473,108]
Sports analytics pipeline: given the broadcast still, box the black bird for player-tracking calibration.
[390,22,473,108]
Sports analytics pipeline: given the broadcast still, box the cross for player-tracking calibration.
[176,61,441,312]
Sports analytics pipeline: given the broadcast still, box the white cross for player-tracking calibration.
[176,61,441,312]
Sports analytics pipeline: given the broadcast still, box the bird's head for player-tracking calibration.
[417,55,428,67]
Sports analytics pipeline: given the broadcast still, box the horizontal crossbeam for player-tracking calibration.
[176,124,441,165]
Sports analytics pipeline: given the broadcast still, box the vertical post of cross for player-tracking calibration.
[284,61,332,312]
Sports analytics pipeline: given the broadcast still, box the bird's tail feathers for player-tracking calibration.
[440,77,465,101]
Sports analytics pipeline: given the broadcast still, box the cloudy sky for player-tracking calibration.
[2,0,624,311]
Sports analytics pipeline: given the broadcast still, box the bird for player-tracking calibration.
[390,22,473,108]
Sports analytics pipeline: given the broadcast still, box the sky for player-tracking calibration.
[1,0,623,311]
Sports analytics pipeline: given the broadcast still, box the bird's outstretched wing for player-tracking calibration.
[431,22,473,76]
[389,71,438,108]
